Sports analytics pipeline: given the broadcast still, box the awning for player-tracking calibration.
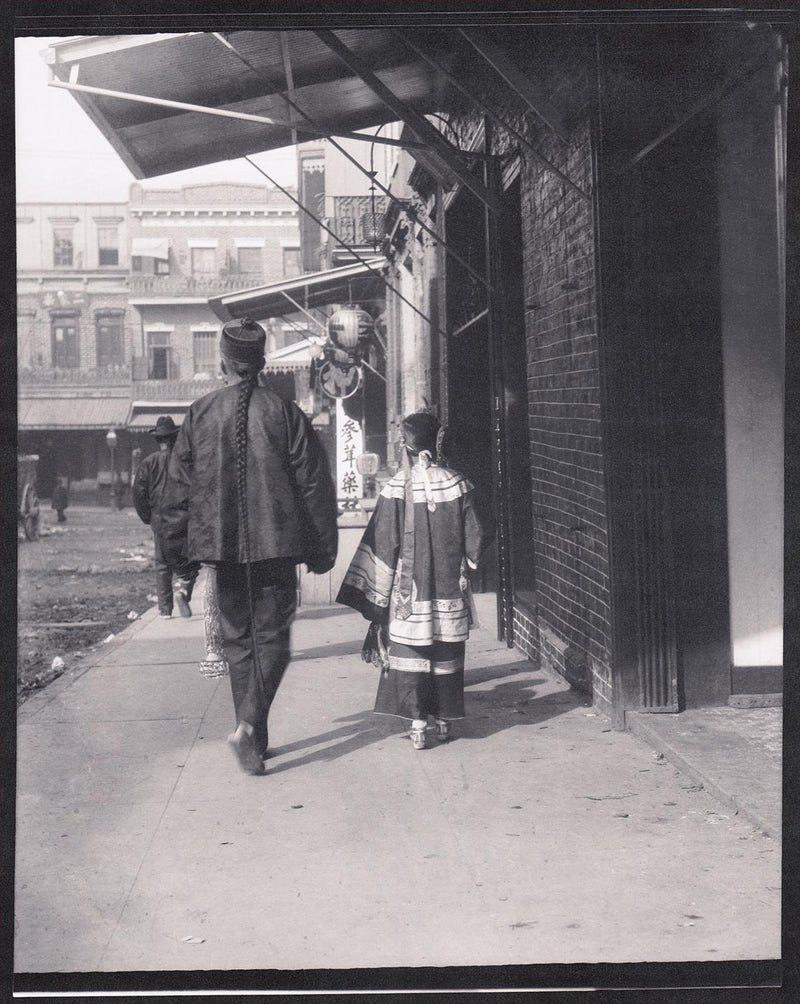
[18,396,130,430]
[130,237,170,260]
[265,338,314,372]
[208,258,386,322]
[43,31,453,180]
[126,408,188,430]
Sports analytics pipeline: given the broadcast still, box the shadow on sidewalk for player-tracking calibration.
[265,660,584,773]
[265,710,398,774]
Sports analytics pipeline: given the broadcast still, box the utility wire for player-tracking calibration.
[212,32,491,291]
[243,154,449,343]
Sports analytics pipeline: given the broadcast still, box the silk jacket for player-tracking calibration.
[336,464,484,646]
[160,385,338,571]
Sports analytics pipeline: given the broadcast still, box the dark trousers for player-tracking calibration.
[215,559,297,757]
[153,534,200,615]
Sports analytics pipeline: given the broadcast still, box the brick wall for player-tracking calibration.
[442,28,613,715]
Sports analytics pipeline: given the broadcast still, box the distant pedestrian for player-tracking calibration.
[51,478,69,523]
[132,416,200,619]
[337,412,484,749]
[160,318,339,776]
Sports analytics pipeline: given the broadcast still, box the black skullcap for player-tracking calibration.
[220,317,266,363]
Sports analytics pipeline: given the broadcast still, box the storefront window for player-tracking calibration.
[193,330,218,375]
[237,246,262,274]
[51,315,79,368]
[147,331,172,380]
[97,226,119,266]
[96,314,124,367]
[53,226,74,267]
[191,247,216,277]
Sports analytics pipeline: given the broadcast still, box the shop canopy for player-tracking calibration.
[42,31,453,179]
[19,396,130,430]
[208,257,386,323]
[42,30,505,212]
[130,237,170,260]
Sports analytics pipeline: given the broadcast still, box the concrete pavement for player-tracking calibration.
[15,583,781,974]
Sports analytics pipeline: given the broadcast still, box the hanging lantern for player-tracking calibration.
[328,306,374,350]
[355,452,380,477]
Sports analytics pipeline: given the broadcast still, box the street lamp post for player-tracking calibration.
[106,428,118,510]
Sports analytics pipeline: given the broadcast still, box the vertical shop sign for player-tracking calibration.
[336,399,363,507]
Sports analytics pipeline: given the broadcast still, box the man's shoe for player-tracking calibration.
[228,728,266,775]
[434,719,451,742]
[159,612,172,619]
[175,591,192,618]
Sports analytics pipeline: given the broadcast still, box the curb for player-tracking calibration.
[18,603,165,722]
[626,713,780,840]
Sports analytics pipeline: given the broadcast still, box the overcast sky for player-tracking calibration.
[14,35,299,203]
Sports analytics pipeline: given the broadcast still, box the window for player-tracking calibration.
[51,315,79,368]
[96,314,124,367]
[147,331,172,380]
[193,330,218,376]
[132,256,170,275]
[53,226,74,267]
[283,247,302,278]
[191,247,216,277]
[97,226,119,266]
[237,246,263,275]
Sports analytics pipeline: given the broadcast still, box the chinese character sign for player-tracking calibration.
[336,400,363,506]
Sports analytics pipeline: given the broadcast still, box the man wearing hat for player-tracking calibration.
[160,317,338,776]
[132,415,201,618]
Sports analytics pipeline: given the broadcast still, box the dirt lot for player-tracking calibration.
[17,504,160,703]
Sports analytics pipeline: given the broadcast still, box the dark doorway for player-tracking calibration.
[444,187,496,592]
[500,177,536,612]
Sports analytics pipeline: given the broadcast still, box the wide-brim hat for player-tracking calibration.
[150,415,180,439]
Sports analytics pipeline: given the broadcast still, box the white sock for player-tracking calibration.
[411,719,427,730]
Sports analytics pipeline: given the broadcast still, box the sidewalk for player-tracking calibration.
[15,586,781,975]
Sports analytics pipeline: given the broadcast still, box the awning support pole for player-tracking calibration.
[397,32,590,203]
[314,29,502,214]
[621,39,776,171]
[280,290,328,333]
[46,74,424,150]
[458,29,568,142]
[213,33,492,292]
[361,358,387,382]
[244,156,449,341]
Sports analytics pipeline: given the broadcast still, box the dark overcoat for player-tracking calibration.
[160,384,338,570]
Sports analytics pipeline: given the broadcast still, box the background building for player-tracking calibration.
[17,200,131,498]
[17,181,302,500]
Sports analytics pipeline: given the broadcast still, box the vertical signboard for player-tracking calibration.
[335,399,363,507]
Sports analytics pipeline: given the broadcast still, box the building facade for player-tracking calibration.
[17,182,302,499]
[17,201,132,498]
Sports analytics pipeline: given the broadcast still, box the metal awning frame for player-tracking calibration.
[244,154,449,341]
[46,71,429,151]
[396,31,591,203]
[212,32,493,292]
[280,290,328,333]
[314,28,503,215]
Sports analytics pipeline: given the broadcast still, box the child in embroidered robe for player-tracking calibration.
[337,412,484,749]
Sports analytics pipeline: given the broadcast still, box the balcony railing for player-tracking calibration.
[329,195,387,249]
[130,369,226,399]
[129,273,268,297]
[18,365,132,387]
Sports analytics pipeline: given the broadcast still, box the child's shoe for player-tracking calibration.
[410,725,427,750]
[434,719,451,742]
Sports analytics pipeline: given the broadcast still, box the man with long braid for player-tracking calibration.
[160,318,338,775]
